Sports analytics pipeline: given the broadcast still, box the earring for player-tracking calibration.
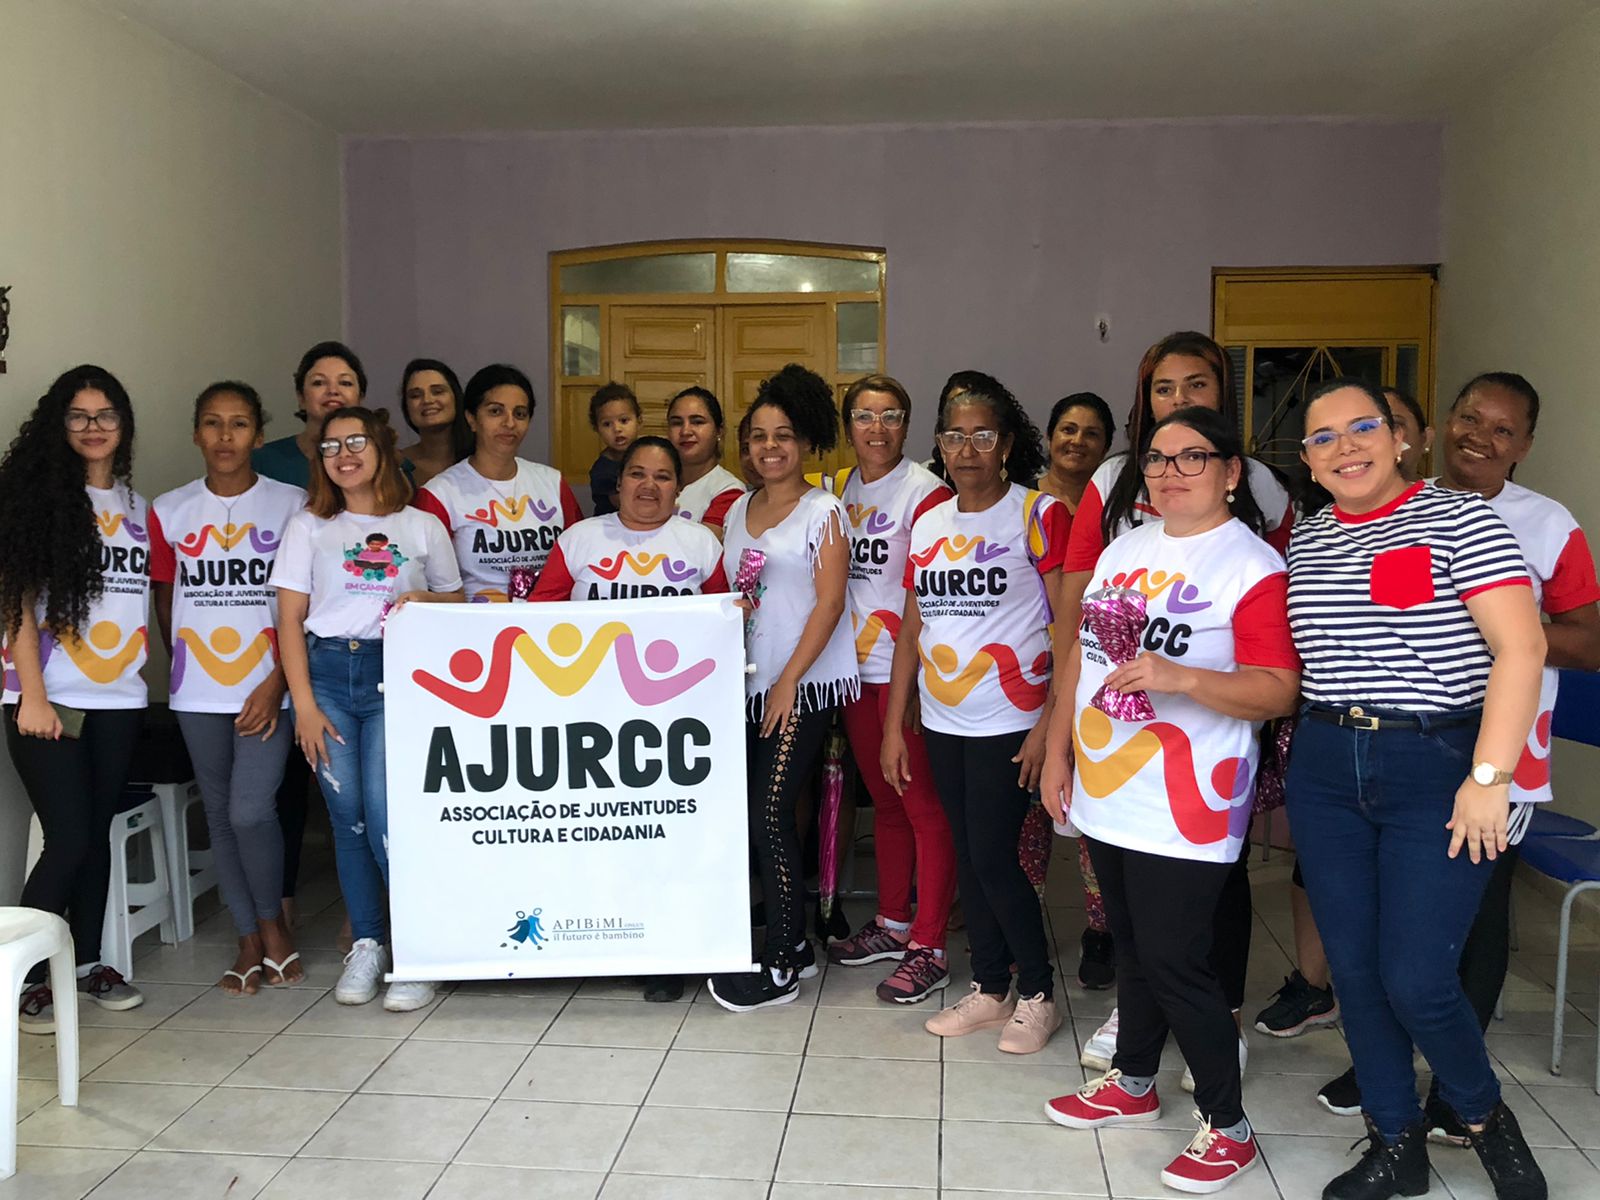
[1226,489,1235,505]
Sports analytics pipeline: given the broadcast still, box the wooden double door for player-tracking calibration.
[609,303,849,477]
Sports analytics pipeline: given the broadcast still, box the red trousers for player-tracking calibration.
[841,683,958,950]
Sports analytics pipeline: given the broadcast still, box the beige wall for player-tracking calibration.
[0,0,343,901]
[1439,6,1600,830]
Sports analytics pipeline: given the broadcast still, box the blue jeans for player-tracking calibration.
[307,635,389,943]
[1286,706,1499,1141]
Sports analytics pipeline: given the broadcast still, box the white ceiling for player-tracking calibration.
[98,0,1598,135]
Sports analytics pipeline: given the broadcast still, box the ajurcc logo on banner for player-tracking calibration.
[383,595,752,981]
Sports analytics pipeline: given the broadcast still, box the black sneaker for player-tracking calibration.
[707,965,800,1013]
[1077,928,1116,990]
[814,897,851,944]
[1466,1102,1547,1200]
[1423,1088,1471,1148]
[18,983,54,1035]
[641,976,684,1003]
[794,939,820,980]
[1318,1067,1363,1117]
[1254,970,1338,1037]
[1324,1118,1430,1200]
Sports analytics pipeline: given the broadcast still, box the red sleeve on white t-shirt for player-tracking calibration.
[703,487,743,530]
[1543,527,1600,614]
[912,486,954,524]
[1063,481,1106,573]
[147,507,176,583]
[1265,498,1295,553]
[528,543,576,602]
[559,481,585,527]
[1033,500,1071,576]
[1231,573,1301,670]
[702,560,730,594]
[414,487,453,536]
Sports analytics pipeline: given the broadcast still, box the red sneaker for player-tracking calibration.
[1159,1113,1259,1194]
[1044,1070,1162,1129]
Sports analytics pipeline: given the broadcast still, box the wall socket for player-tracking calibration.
[1094,313,1111,343]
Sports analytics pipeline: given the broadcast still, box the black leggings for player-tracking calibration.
[748,708,833,972]
[6,705,145,971]
[276,749,311,899]
[1215,850,1252,1011]
[1088,835,1244,1127]
[924,727,1053,1000]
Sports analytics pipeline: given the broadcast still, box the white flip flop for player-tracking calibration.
[222,964,263,997]
[262,952,303,987]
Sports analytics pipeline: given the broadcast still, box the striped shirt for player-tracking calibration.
[1286,482,1530,712]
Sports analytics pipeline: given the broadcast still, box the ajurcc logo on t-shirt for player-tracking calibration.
[911,533,1012,614]
[1096,566,1216,658]
[344,533,409,584]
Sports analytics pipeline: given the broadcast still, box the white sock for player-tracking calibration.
[75,963,96,980]
[881,916,912,934]
[1118,1074,1156,1096]
[1217,1116,1252,1142]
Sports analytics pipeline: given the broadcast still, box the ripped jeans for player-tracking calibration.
[306,634,389,944]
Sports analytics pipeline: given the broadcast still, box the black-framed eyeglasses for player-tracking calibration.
[936,430,1000,454]
[849,408,907,429]
[65,409,123,432]
[1141,449,1224,477]
[318,434,371,457]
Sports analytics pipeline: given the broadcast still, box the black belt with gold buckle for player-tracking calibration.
[1305,705,1479,732]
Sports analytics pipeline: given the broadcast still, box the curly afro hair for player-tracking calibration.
[749,363,839,455]
[0,364,137,638]
[933,371,1047,486]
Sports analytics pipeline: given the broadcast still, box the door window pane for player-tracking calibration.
[837,302,880,374]
[1395,345,1421,406]
[725,253,880,294]
[559,253,715,295]
[561,306,601,377]
[1247,345,1386,471]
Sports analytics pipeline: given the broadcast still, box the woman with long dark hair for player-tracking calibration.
[883,372,1068,1054]
[1044,407,1299,1194]
[274,407,464,1013]
[667,386,746,536]
[397,358,472,488]
[2,365,149,1027]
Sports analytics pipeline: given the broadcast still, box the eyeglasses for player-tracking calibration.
[1301,416,1387,450]
[936,430,1000,454]
[318,434,371,457]
[1141,450,1225,477]
[64,409,123,432]
[849,408,907,429]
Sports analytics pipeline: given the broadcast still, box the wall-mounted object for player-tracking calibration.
[0,286,10,374]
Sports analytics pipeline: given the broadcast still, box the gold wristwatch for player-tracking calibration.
[1470,761,1513,787]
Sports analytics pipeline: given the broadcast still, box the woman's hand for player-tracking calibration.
[1446,780,1510,863]
[760,673,799,739]
[392,590,426,610]
[16,694,61,740]
[1102,651,1193,697]
[1040,740,1073,824]
[1014,717,1050,791]
[904,689,924,735]
[880,722,911,797]
[296,707,345,772]
[235,675,286,740]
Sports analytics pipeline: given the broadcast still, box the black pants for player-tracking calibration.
[6,705,145,971]
[748,708,833,972]
[276,749,310,899]
[1215,849,1252,1011]
[924,727,1053,999]
[1088,835,1244,1127]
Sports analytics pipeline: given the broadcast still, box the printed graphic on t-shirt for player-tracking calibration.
[583,552,703,599]
[910,534,1015,618]
[344,533,409,582]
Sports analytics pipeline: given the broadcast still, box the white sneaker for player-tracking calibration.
[1081,1007,1119,1071]
[1182,1032,1248,1094]
[383,979,437,1012]
[334,938,389,1005]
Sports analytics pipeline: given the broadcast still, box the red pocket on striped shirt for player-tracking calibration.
[1370,544,1435,609]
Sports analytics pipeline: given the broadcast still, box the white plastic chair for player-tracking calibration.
[135,781,213,942]
[1,907,79,1179]
[100,794,178,979]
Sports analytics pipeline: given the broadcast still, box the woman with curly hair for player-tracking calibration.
[883,372,1070,1054]
[708,364,858,1012]
[2,365,150,1029]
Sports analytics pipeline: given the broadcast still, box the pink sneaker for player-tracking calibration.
[924,981,1015,1037]
[875,947,949,1004]
[1159,1113,1259,1194]
[1045,1070,1162,1129]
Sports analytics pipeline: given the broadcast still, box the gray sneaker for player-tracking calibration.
[18,983,55,1034]
[80,965,144,1011]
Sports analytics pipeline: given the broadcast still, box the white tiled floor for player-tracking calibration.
[10,841,1600,1199]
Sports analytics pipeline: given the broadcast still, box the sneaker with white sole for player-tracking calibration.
[334,938,389,1005]
[997,992,1062,1054]
[18,983,54,1034]
[924,981,1015,1037]
[707,964,800,1012]
[1160,1111,1259,1194]
[1081,1007,1119,1071]
[1045,1069,1162,1129]
[79,965,143,1011]
[383,979,437,1012]
[1182,1032,1248,1094]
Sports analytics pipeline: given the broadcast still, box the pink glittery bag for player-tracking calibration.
[733,548,766,637]
[1083,586,1157,722]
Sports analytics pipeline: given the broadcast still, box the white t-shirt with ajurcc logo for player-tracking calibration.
[272,507,463,640]
[834,459,952,685]
[530,514,730,602]
[2,484,151,710]
[148,475,306,713]
[1070,519,1299,864]
[904,484,1068,737]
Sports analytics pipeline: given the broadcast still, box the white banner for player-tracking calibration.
[383,595,752,980]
